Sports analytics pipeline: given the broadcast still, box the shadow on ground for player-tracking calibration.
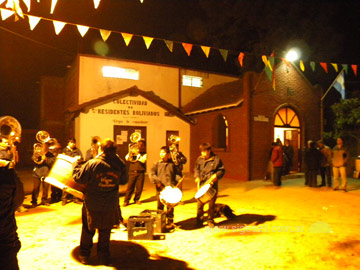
[71,241,194,269]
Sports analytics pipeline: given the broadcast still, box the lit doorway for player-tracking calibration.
[274,107,301,172]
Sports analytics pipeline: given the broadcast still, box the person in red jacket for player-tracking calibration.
[271,139,284,187]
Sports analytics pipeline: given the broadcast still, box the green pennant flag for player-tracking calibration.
[310,61,316,72]
[262,55,272,81]
[342,64,348,75]
[164,40,173,52]
[219,49,228,62]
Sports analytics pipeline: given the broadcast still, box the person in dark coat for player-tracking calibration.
[271,139,283,187]
[304,141,322,188]
[73,138,127,265]
[0,146,24,270]
[194,143,225,228]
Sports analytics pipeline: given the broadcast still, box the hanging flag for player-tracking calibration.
[121,33,133,46]
[182,43,193,56]
[238,52,244,67]
[23,0,30,11]
[28,15,41,30]
[219,49,228,62]
[77,25,89,37]
[333,70,346,99]
[320,62,328,73]
[201,46,210,58]
[53,20,66,35]
[142,36,153,49]
[164,40,173,52]
[310,61,316,72]
[342,64,348,75]
[6,0,23,18]
[50,0,58,14]
[99,29,111,42]
[331,63,338,72]
[262,55,272,82]
[300,60,305,72]
[93,0,101,9]
[269,53,275,91]
[351,65,357,76]
[0,8,15,20]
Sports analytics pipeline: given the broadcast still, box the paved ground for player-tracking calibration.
[14,169,360,270]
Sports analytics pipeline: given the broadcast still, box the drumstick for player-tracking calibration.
[175,177,184,187]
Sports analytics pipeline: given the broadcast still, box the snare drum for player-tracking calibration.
[159,186,183,207]
[195,184,216,204]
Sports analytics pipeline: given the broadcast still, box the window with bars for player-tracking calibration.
[182,75,203,88]
[274,107,300,127]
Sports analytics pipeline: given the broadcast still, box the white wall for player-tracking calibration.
[76,95,190,173]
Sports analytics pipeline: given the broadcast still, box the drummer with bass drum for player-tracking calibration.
[150,146,182,232]
[194,143,225,228]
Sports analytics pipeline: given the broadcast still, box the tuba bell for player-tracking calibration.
[32,130,51,164]
[0,116,22,166]
[127,131,141,162]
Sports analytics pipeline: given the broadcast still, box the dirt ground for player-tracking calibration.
[14,170,360,270]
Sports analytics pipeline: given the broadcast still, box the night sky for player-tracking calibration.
[0,0,359,128]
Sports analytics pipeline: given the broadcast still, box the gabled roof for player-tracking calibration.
[182,79,244,115]
[66,86,195,124]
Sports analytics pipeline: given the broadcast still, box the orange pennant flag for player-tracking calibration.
[99,29,111,42]
[182,43,193,56]
[320,62,328,73]
[201,46,210,58]
[351,65,357,76]
[238,52,244,67]
[121,33,133,46]
[142,36,154,49]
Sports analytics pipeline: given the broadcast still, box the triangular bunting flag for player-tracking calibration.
[121,33,133,46]
[23,0,31,11]
[93,0,101,9]
[262,55,272,82]
[0,8,15,20]
[238,52,244,67]
[99,29,111,42]
[201,46,210,58]
[53,20,66,35]
[219,49,228,62]
[28,15,41,30]
[342,64,348,74]
[50,0,58,14]
[331,63,338,72]
[6,0,23,18]
[164,40,173,52]
[142,36,154,49]
[182,43,193,56]
[320,62,328,73]
[300,60,305,72]
[77,25,89,37]
[310,61,316,72]
[351,65,357,76]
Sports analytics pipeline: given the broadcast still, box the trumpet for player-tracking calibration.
[127,131,141,162]
[0,116,22,167]
[32,130,51,164]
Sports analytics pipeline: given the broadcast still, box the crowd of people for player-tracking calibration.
[268,137,349,191]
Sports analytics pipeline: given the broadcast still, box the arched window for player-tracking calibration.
[213,114,229,149]
[274,107,300,128]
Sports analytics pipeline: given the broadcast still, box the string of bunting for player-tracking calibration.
[0,5,358,80]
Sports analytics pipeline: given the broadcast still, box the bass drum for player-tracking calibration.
[44,154,85,199]
[159,186,183,208]
[195,184,216,204]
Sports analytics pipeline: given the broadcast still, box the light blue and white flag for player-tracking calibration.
[333,70,345,99]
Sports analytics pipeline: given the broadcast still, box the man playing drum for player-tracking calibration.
[194,143,225,228]
[150,146,182,232]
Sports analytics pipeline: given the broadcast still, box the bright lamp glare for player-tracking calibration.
[285,50,300,61]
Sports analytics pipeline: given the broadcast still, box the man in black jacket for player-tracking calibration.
[73,138,127,265]
[0,145,24,270]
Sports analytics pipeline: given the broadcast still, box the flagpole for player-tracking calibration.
[320,67,345,138]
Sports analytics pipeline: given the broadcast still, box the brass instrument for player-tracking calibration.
[32,130,51,164]
[0,116,22,167]
[168,135,186,167]
[127,131,141,162]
